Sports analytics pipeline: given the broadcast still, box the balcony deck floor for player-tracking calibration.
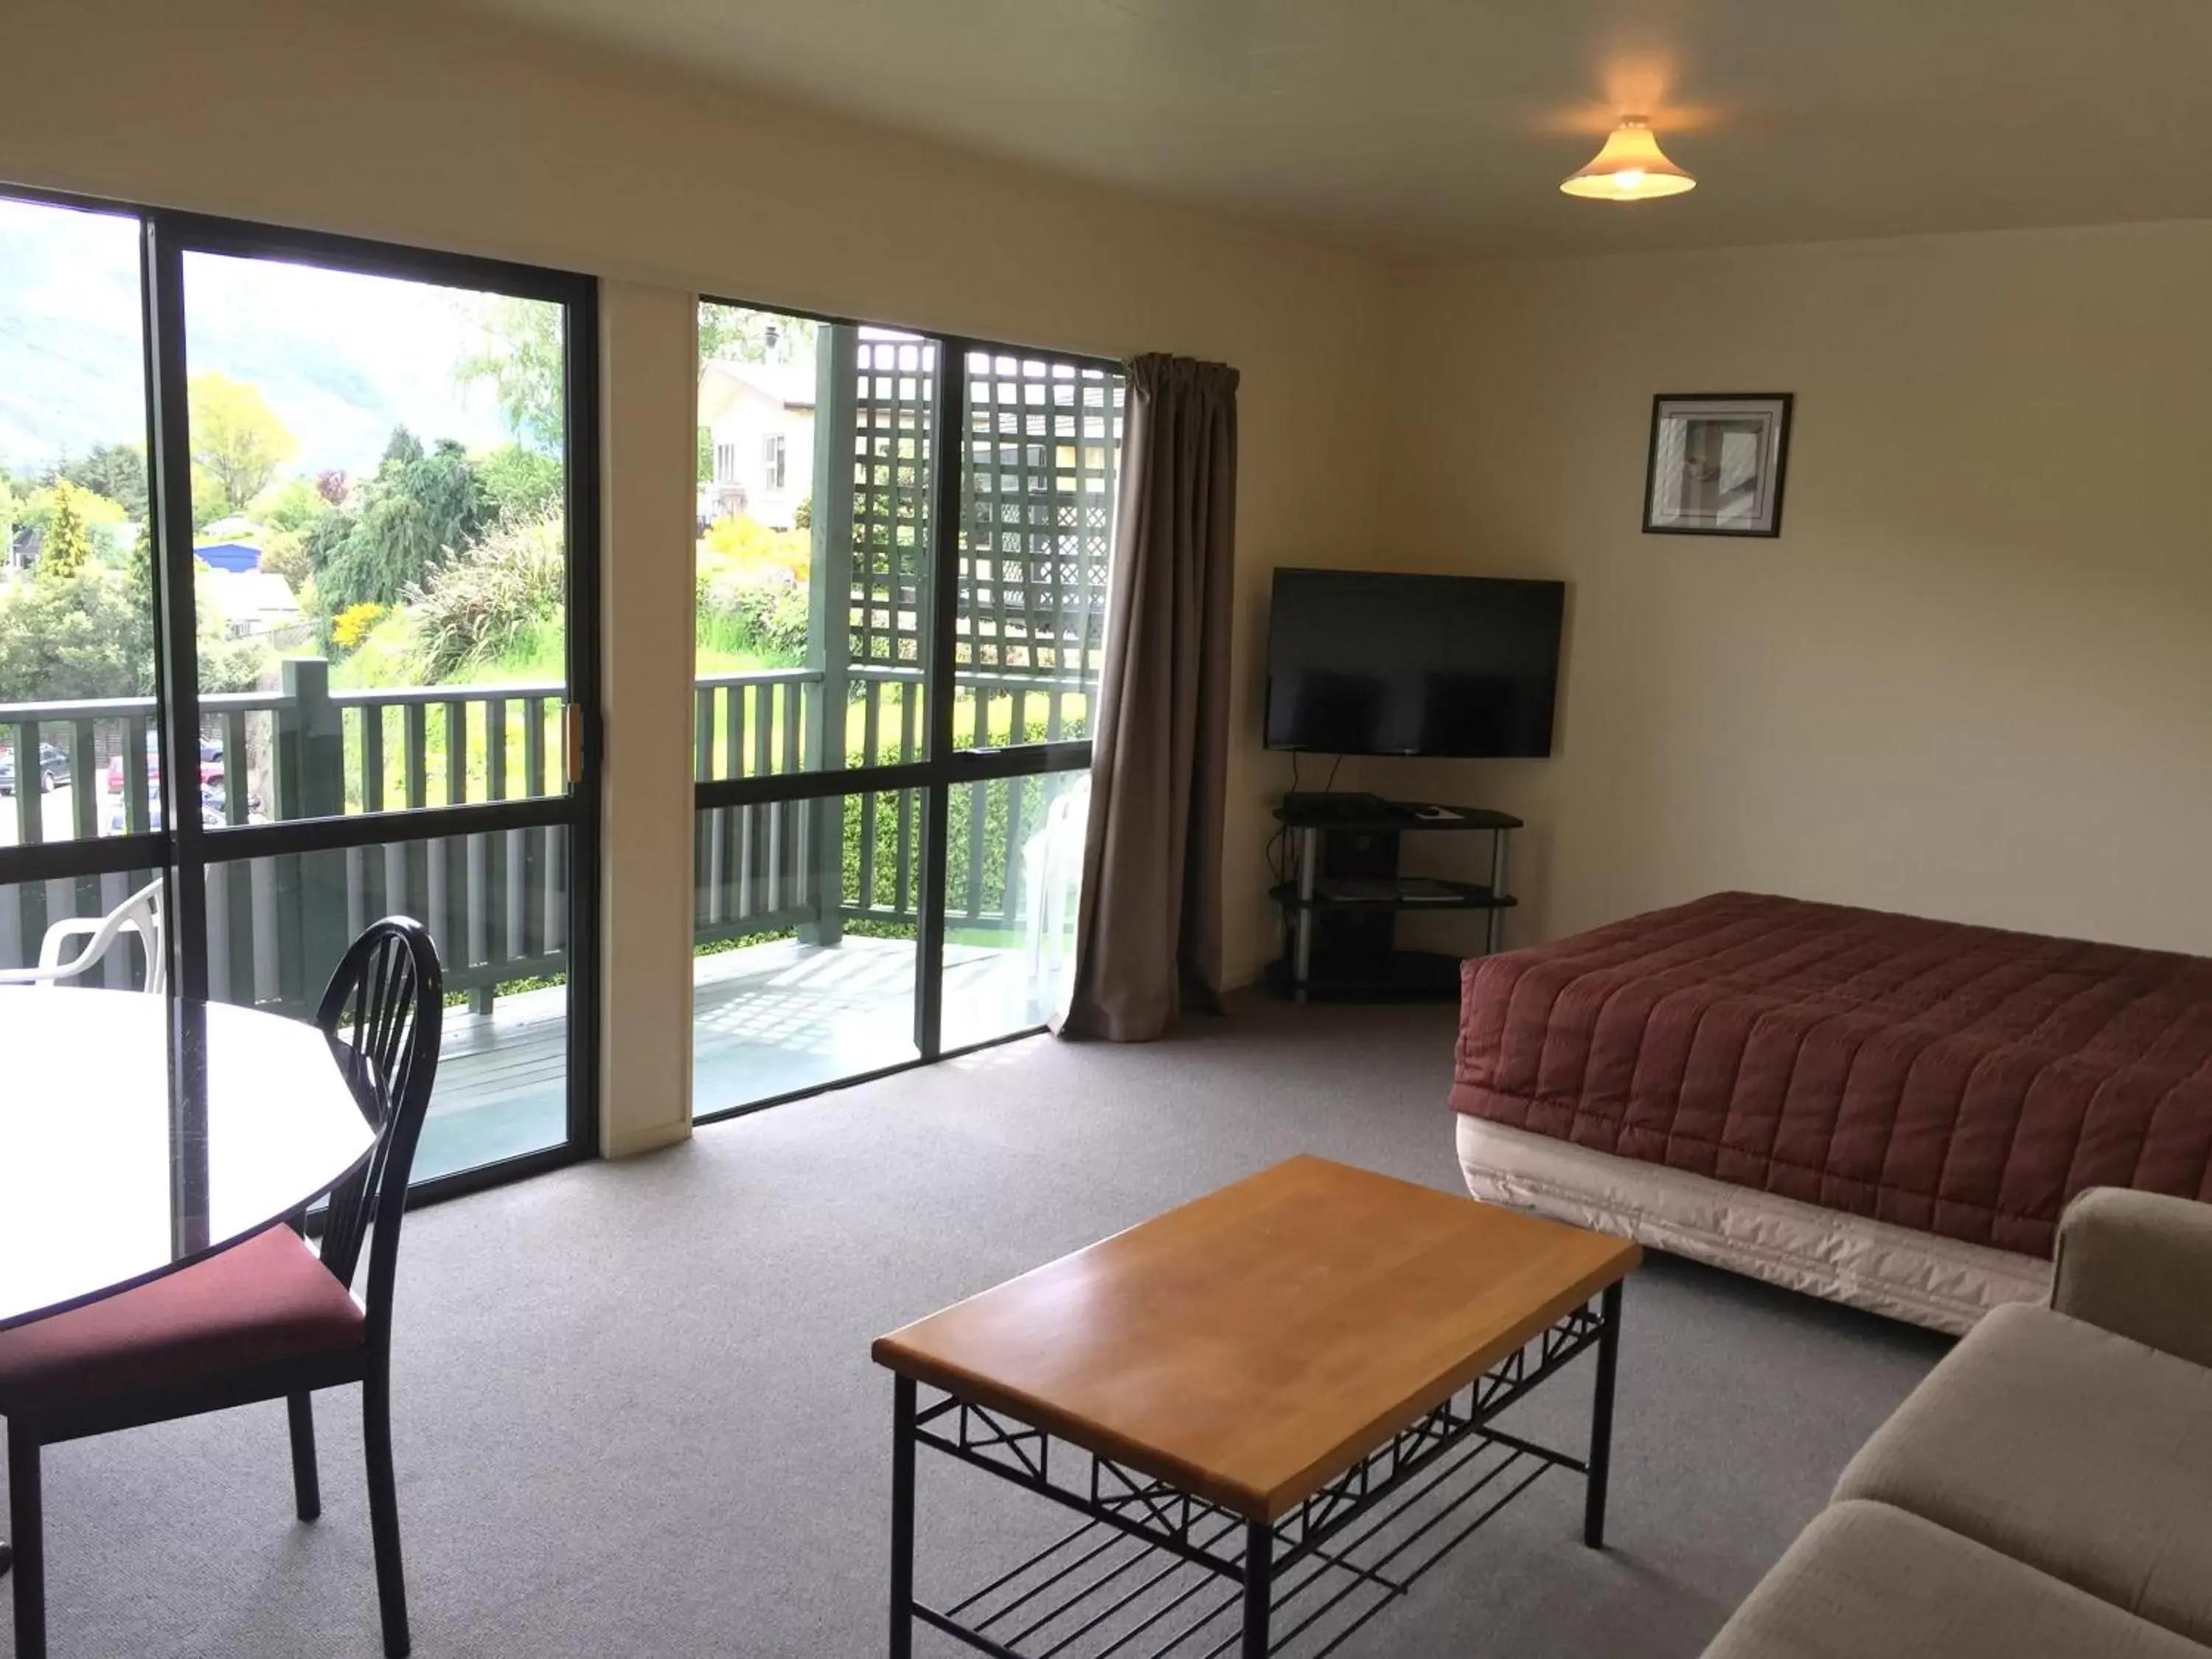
[416,933,1054,1181]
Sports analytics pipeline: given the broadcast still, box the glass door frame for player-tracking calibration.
[0,184,605,1203]
[692,301,1111,1124]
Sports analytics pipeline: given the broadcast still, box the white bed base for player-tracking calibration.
[1455,1115,2049,1335]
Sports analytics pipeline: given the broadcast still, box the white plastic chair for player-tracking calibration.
[1021,778,1091,986]
[0,875,167,992]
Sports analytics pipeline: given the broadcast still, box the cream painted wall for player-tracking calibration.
[596,283,698,1156]
[1382,220,2212,956]
[1,0,1395,1136]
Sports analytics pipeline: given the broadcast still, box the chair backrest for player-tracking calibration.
[314,917,443,1344]
[29,874,167,992]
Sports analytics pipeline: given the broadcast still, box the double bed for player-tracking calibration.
[1451,891,2212,1331]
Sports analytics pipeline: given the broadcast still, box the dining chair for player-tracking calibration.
[0,917,443,1659]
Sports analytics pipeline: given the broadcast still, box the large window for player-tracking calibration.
[689,302,1121,1119]
[0,188,601,1194]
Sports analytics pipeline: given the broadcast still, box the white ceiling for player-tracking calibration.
[458,0,2212,255]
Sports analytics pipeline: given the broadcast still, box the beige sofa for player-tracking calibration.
[1703,1187,2212,1658]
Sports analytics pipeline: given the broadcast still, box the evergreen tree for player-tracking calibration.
[311,430,492,613]
[55,443,150,522]
[41,479,95,576]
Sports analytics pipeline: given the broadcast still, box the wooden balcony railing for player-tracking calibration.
[4,659,1091,1004]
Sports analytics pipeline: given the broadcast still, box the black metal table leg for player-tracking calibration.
[1583,1280,1623,1548]
[889,1375,917,1659]
[9,1429,41,1659]
[1242,1518,1273,1657]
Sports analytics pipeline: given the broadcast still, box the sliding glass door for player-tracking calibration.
[0,188,600,1192]
[690,304,1121,1119]
[0,192,169,1004]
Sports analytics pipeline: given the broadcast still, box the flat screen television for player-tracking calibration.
[1264,569,1565,757]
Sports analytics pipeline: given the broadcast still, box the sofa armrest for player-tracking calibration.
[2050,1187,2212,1369]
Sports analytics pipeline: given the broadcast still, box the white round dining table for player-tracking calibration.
[0,988,375,1330]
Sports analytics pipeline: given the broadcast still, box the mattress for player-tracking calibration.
[1451,891,2212,1261]
[1458,1114,2048,1332]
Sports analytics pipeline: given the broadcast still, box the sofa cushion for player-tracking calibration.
[1702,1500,2212,1659]
[1834,1301,2212,1646]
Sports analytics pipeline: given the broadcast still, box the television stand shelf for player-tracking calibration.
[1266,800,1522,1005]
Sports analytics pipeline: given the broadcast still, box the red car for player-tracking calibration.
[108,734,226,798]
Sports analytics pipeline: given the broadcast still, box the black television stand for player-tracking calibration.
[1266,798,1522,1004]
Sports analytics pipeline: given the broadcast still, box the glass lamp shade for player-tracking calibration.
[1560,119,1697,202]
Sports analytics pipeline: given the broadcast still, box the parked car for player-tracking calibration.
[106,782,253,835]
[107,733,226,798]
[0,741,71,796]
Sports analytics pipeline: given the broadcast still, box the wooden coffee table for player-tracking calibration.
[873,1155,1640,1658]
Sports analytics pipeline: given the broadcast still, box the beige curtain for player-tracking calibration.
[1058,355,1239,1042]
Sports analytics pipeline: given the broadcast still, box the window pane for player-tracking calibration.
[691,789,921,1116]
[695,305,938,779]
[0,195,159,850]
[953,352,1122,752]
[180,251,572,828]
[203,838,570,1180]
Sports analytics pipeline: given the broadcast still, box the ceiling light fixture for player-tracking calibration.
[1560,117,1696,203]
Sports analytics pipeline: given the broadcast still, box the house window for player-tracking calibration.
[714,442,738,484]
[761,434,787,492]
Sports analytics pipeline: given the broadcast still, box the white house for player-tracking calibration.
[697,358,815,531]
[195,568,305,641]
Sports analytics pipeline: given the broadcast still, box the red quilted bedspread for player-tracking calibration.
[1451,891,2212,1257]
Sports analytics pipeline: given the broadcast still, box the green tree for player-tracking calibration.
[55,443,150,522]
[262,476,329,534]
[189,372,297,514]
[0,562,156,700]
[0,473,18,567]
[41,479,97,575]
[456,296,564,452]
[257,527,311,586]
[479,442,563,521]
[698,304,817,366]
[313,430,491,613]
[189,465,229,533]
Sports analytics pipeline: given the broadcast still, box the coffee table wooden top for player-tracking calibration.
[872,1155,1638,1522]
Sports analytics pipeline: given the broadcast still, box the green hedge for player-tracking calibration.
[844,710,1086,925]
[698,708,1087,948]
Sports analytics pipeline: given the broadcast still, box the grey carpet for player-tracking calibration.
[1,995,1946,1657]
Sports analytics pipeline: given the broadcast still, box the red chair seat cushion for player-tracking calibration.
[0,1225,365,1418]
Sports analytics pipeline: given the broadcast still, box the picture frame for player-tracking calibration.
[1643,393,1793,538]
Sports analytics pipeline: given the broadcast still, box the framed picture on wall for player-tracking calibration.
[1644,393,1793,537]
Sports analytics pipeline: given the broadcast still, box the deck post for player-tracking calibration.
[271,656,347,1011]
[801,321,858,947]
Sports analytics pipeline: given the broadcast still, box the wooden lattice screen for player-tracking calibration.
[848,333,937,667]
[844,338,1124,680]
[956,352,1125,677]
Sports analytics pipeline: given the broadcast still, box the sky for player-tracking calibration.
[0,195,532,483]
